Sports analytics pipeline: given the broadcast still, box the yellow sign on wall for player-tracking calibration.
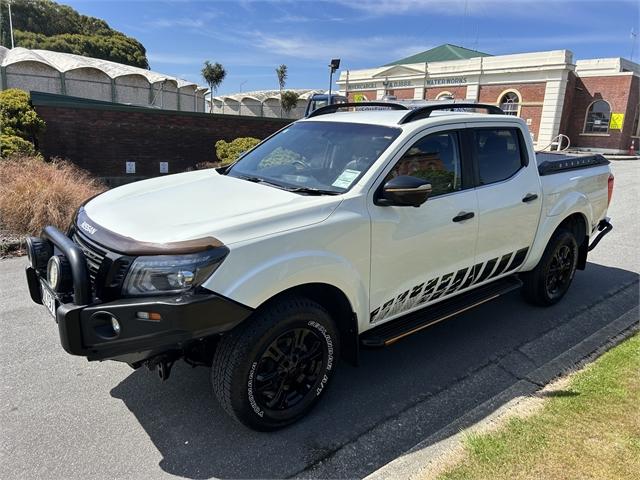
[609,113,624,130]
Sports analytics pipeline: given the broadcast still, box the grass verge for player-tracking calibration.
[439,333,640,480]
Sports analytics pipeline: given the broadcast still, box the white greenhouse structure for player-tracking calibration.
[210,89,324,119]
[0,46,208,112]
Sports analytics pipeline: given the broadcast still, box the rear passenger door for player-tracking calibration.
[470,125,542,281]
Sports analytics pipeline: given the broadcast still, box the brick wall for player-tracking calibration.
[559,71,577,138]
[347,90,377,101]
[386,88,415,99]
[31,92,291,181]
[424,86,467,100]
[478,83,546,104]
[477,83,545,141]
[565,75,638,151]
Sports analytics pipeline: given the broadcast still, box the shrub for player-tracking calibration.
[1,134,36,156]
[0,89,46,157]
[260,147,302,168]
[215,137,260,165]
[0,155,106,235]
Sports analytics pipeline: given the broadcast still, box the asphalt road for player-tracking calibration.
[1,161,638,480]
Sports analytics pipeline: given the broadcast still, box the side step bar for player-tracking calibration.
[360,275,523,348]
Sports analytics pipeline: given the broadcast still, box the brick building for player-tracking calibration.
[337,44,640,154]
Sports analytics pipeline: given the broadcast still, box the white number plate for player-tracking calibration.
[40,280,57,319]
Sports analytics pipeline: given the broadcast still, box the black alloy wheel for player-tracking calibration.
[521,228,578,306]
[545,244,574,297]
[211,295,340,431]
[253,327,325,411]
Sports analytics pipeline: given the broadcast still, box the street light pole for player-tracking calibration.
[8,0,15,49]
[328,58,340,105]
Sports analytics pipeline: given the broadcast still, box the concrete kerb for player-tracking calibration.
[364,303,639,480]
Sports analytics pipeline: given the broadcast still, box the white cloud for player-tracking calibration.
[254,32,428,61]
[328,0,628,19]
[147,53,204,65]
[145,17,206,28]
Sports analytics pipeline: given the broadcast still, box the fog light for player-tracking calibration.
[111,317,121,335]
[46,255,71,292]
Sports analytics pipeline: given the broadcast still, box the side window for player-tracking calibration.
[473,128,524,185]
[385,131,462,197]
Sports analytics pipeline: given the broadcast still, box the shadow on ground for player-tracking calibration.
[110,262,638,479]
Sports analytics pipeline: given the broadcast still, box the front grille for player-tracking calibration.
[71,231,107,297]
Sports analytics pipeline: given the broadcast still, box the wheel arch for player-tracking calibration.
[255,282,359,366]
[523,210,590,272]
[556,212,589,270]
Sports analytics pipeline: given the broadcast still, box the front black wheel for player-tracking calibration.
[521,229,578,306]
[211,296,339,431]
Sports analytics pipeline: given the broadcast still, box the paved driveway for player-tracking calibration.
[1,161,638,480]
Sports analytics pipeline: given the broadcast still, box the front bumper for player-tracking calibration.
[25,226,253,364]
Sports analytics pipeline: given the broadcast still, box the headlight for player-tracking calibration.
[122,249,227,297]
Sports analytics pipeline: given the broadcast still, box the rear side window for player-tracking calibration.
[472,128,525,185]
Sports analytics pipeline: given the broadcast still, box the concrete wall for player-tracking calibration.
[65,67,112,101]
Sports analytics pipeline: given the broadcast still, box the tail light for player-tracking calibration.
[607,174,614,206]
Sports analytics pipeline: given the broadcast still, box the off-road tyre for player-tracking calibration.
[211,295,340,431]
[521,228,578,306]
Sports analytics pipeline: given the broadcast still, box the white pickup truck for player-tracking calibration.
[25,101,613,431]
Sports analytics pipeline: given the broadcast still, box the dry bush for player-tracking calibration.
[195,161,219,170]
[0,155,106,235]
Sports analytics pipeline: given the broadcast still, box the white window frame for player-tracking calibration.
[436,91,454,100]
[583,99,612,135]
[497,89,522,117]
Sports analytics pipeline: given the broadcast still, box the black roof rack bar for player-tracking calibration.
[398,103,504,124]
[306,101,409,118]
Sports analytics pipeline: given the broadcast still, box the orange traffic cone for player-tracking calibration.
[629,138,636,156]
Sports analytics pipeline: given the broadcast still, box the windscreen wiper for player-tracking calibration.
[287,187,341,196]
[238,175,285,190]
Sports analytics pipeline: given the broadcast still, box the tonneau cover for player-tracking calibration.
[536,151,609,176]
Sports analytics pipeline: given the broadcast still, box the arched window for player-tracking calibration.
[436,91,454,100]
[499,91,520,116]
[583,100,611,134]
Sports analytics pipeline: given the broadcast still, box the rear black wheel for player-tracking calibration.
[211,295,339,431]
[522,229,578,306]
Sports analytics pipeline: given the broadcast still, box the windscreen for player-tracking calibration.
[227,121,400,193]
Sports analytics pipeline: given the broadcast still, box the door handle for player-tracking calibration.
[452,211,475,222]
[522,193,538,203]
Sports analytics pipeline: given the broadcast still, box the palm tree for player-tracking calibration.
[201,61,226,113]
[275,64,287,117]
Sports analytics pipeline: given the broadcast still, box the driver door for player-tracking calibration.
[368,127,479,325]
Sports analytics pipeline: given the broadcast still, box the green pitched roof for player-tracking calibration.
[384,44,491,66]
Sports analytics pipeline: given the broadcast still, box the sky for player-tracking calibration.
[62,0,640,95]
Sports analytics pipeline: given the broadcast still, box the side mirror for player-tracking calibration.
[376,175,432,207]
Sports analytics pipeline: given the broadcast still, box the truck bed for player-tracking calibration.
[536,152,609,176]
